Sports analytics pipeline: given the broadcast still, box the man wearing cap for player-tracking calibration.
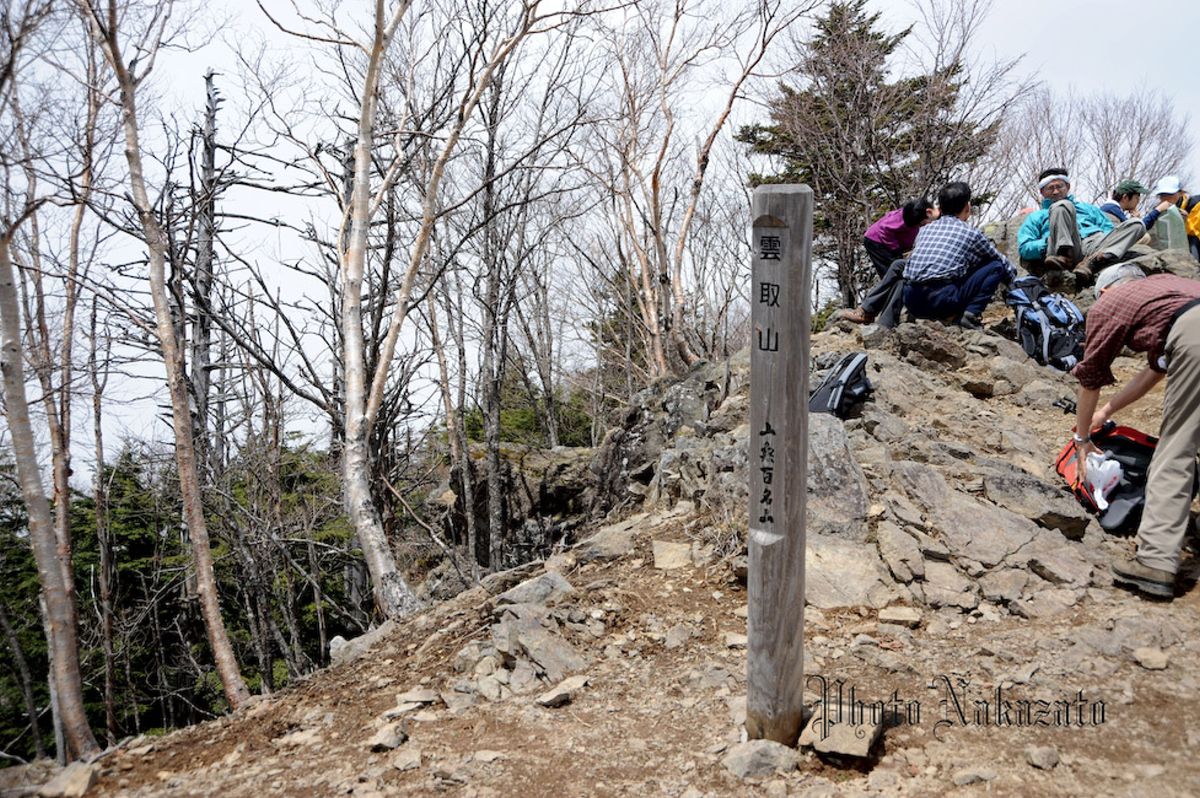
[1072,264,1200,599]
[1099,179,1149,223]
[1017,167,1147,286]
[1141,175,1192,254]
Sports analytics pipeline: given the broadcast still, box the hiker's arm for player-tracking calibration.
[1092,367,1165,427]
[1017,213,1048,261]
[1073,386,1103,481]
[1143,204,1167,230]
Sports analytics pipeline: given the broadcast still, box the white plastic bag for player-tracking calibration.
[1085,452,1123,511]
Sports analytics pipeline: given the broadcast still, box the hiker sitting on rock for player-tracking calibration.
[1098,179,1149,223]
[1071,264,1200,599]
[834,198,938,326]
[900,181,1014,330]
[1017,167,1146,287]
[1141,175,1193,255]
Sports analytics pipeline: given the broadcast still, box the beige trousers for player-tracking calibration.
[1046,201,1145,274]
[1136,305,1200,573]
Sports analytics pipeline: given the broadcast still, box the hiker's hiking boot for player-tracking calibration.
[833,307,874,325]
[1075,252,1114,285]
[1111,556,1175,599]
[1043,269,1073,291]
[957,311,983,330]
[1042,254,1071,271]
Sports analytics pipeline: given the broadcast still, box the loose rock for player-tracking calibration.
[473,750,505,764]
[367,723,408,752]
[952,767,997,786]
[878,606,921,628]
[37,763,96,798]
[720,740,799,779]
[652,540,693,570]
[495,572,575,606]
[797,705,882,758]
[536,674,590,708]
[1025,745,1060,770]
[1133,647,1169,670]
[392,748,423,772]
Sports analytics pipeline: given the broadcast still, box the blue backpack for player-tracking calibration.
[1005,276,1085,370]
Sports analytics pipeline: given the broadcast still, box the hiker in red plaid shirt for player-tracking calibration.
[1072,264,1200,599]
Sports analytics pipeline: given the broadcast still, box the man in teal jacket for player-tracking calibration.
[1017,167,1146,287]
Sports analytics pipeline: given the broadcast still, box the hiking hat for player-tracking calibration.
[1094,263,1146,299]
[1151,175,1182,196]
[1114,179,1148,195]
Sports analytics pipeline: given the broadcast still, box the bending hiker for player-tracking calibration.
[1071,264,1200,599]
[901,182,1015,330]
[1098,179,1149,223]
[835,198,937,326]
[1141,175,1197,257]
[863,197,937,277]
[1017,167,1146,287]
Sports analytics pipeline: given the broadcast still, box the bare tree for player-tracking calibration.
[76,0,251,709]
[87,299,118,743]
[591,0,809,376]
[0,0,100,761]
[980,87,1193,220]
[253,0,611,616]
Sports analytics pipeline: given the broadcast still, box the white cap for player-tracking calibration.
[1152,175,1182,196]
[1094,263,1146,299]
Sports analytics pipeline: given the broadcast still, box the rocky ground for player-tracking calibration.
[10,276,1200,798]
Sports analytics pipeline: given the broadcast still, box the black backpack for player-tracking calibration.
[1005,275,1085,370]
[809,352,872,419]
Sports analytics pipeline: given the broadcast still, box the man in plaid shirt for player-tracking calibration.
[902,182,1016,329]
[1072,264,1200,599]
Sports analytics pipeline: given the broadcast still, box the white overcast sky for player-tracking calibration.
[972,0,1197,113]
[877,0,1197,162]
[164,0,1199,170]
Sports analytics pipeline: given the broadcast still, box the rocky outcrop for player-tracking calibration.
[587,313,1113,617]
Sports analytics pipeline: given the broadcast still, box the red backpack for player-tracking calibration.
[1055,422,1158,535]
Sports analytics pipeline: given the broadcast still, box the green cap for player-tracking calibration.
[1114,179,1148,195]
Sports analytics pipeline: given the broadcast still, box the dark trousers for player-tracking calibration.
[863,237,902,278]
[903,260,1008,319]
[861,258,907,328]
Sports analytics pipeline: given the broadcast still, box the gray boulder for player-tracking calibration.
[876,521,925,583]
[806,539,904,609]
[495,572,575,607]
[329,620,397,666]
[893,462,1037,567]
[806,414,870,541]
[721,740,799,779]
[492,604,586,683]
[982,470,1090,540]
[885,322,968,371]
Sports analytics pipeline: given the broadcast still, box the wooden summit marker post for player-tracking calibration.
[746,184,812,745]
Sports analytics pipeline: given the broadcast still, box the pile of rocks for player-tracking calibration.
[589,317,1115,621]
